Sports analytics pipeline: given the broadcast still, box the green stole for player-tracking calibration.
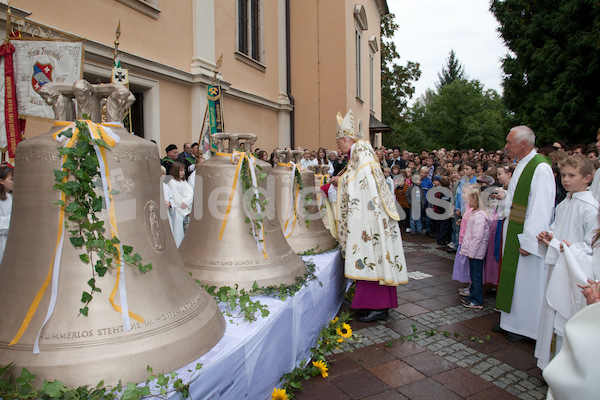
[496,154,551,312]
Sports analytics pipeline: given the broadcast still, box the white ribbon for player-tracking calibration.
[283,162,300,238]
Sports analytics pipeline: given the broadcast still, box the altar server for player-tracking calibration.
[535,154,598,369]
[168,162,193,247]
[328,110,408,322]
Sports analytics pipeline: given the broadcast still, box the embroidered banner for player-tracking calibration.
[12,40,83,119]
[207,85,224,153]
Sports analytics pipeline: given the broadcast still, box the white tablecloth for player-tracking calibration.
[168,250,347,399]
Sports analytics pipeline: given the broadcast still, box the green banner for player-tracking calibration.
[207,85,224,152]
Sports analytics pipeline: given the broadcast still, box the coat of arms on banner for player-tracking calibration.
[12,40,83,119]
[32,62,52,92]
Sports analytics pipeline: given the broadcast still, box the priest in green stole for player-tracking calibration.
[495,126,555,342]
[329,110,408,322]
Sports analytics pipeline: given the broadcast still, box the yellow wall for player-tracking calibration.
[223,96,279,153]
[291,0,346,152]
[12,0,194,71]
[215,1,281,103]
[159,80,192,153]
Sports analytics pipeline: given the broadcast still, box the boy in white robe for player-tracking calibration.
[535,154,599,369]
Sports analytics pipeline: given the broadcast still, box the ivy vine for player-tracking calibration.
[0,362,202,399]
[53,120,151,316]
[240,158,268,241]
[198,260,322,323]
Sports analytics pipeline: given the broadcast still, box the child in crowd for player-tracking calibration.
[168,162,194,248]
[419,167,434,236]
[535,154,599,369]
[460,185,493,309]
[453,179,475,295]
[408,174,425,235]
[383,167,394,193]
[395,174,410,232]
[391,164,401,181]
[434,175,453,245]
[403,168,413,186]
[0,166,13,263]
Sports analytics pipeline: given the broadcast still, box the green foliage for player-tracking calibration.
[381,13,422,126]
[240,157,268,241]
[0,362,202,399]
[387,79,508,151]
[491,0,600,145]
[53,121,151,316]
[198,260,322,323]
[278,312,357,398]
[436,49,467,90]
[200,283,270,323]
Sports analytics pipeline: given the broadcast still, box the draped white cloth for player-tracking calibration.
[544,302,600,400]
[160,251,347,400]
[500,149,555,339]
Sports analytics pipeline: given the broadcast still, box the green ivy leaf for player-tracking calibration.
[79,254,90,264]
[70,237,85,248]
[81,291,93,303]
[42,380,66,397]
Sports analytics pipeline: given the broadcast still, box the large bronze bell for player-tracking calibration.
[179,133,307,290]
[272,150,337,254]
[0,81,225,387]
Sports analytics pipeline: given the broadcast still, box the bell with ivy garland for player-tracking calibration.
[0,81,225,388]
[179,133,307,290]
[272,150,337,254]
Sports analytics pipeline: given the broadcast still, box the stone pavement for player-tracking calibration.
[296,234,548,400]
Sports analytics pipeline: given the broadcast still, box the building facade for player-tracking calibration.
[1,0,388,155]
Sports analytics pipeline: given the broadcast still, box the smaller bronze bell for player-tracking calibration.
[272,150,337,254]
[179,133,307,290]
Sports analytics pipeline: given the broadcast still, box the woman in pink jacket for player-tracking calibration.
[460,185,493,309]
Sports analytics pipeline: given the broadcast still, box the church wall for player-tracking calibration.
[10,0,195,73]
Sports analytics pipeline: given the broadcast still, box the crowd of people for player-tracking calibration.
[157,126,600,384]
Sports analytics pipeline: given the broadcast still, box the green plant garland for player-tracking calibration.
[0,362,202,399]
[53,120,151,316]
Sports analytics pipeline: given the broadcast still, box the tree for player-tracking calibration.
[436,49,467,90]
[380,13,421,127]
[491,0,600,145]
[403,79,507,151]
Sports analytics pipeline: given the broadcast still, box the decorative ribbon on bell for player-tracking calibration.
[179,133,307,290]
[272,150,337,254]
[0,81,225,388]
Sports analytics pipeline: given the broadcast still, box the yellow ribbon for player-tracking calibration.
[10,120,141,348]
[216,151,267,258]
[277,162,302,238]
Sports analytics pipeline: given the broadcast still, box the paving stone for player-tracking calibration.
[402,350,457,376]
[432,367,494,397]
[295,377,350,400]
[330,369,390,399]
[397,377,462,400]
[367,359,426,388]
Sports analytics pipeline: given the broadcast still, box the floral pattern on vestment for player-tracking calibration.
[336,140,408,285]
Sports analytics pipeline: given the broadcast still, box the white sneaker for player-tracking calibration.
[447,242,455,249]
[458,287,470,296]
[406,228,411,233]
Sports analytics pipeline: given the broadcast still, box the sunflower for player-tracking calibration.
[336,323,352,338]
[337,338,344,343]
[271,388,289,400]
[331,317,338,324]
[312,360,329,378]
